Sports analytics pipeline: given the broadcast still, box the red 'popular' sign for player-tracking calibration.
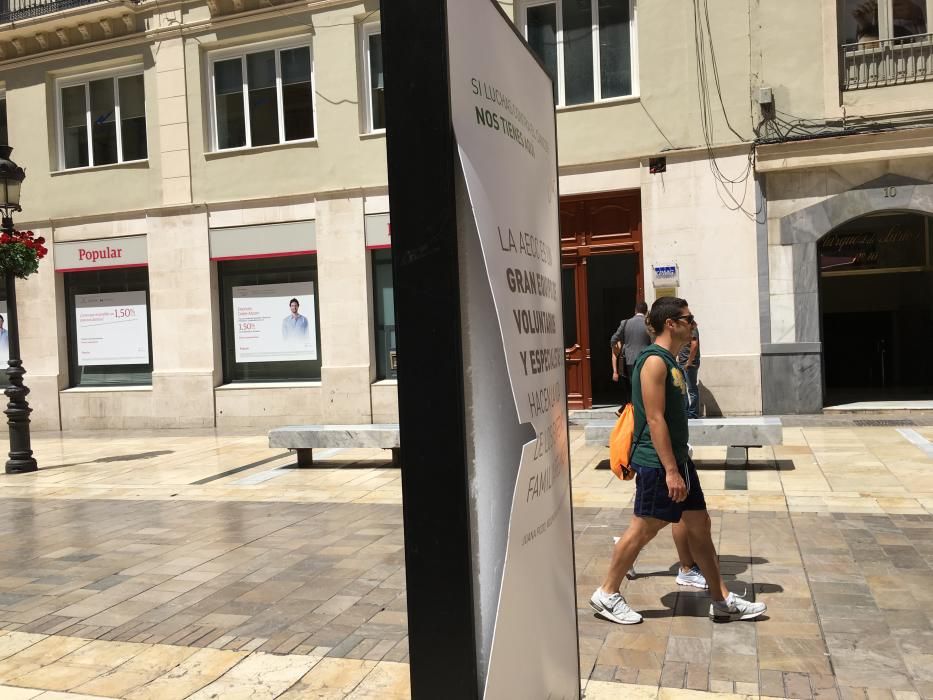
[78,246,123,263]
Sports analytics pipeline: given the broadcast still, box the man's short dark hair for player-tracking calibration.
[635,301,648,315]
[646,296,688,335]
[289,298,299,307]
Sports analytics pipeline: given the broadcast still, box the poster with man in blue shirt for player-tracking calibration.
[282,298,310,343]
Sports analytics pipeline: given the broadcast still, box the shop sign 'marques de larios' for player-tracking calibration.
[819,214,930,273]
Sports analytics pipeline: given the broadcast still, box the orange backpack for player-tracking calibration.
[609,403,646,480]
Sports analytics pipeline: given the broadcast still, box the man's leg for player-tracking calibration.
[673,516,708,588]
[592,514,668,624]
[681,509,768,621]
[600,515,668,594]
[671,520,694,570]
[679,510,728,601]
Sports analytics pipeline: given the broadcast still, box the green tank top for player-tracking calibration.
[630,344,690,468]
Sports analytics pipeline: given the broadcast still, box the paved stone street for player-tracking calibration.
[0,421,928,698]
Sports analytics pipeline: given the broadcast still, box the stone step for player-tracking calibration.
[568,408,620,425]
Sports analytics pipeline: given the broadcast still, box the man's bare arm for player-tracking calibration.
[685,337,699,367]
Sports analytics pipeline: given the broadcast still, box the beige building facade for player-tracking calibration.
[0,0,930,429]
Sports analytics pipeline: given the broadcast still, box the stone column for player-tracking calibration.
[146,212,217,427]
[154,29,192,207]
[316,195,373,424]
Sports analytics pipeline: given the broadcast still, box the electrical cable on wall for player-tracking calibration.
[691,0,762,222]
[754,108,933,145]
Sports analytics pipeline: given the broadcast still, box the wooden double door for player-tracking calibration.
[560,191,643,410]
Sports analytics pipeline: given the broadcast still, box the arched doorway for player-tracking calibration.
[818,210,933,405]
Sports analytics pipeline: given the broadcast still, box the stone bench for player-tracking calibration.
[268,424,401,467]
[583,417,783,466]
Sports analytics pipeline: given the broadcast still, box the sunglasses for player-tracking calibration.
[672,314,696,324]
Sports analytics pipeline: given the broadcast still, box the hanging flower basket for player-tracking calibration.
[0,230,47,280]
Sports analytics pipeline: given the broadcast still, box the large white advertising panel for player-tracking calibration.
[232,282,317,363]
[446,1,579,698]
[75,291,150,366]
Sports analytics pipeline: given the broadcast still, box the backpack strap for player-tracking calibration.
[629,421,647,464]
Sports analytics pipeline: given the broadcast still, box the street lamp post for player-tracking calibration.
[0,146,37,474]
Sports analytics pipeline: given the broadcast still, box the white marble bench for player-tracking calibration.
[583,417,783,466]
[268,424,401,467]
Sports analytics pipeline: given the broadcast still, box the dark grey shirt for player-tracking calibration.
[677,328,701,367]
[610,313,651,366]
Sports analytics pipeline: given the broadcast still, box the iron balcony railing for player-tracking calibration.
[842,32,933,90]
[0,0,107,24]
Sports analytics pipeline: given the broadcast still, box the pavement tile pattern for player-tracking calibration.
[0,420,925,697]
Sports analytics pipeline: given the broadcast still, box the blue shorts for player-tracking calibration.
[632,459,707,523]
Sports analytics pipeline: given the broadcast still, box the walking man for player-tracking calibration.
[610,301,650,407]
[591,297,766,624]
[678,323,701,418]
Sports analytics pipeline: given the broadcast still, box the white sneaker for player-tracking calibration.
[590,588,643,625]
[709,592,767,622]
[675,565,708,589]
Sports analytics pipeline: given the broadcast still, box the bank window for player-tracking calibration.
[372,249,396,380]
[0,92,7,146]
[65,267,153,387]
[219,256,321,382]
[522,0,637,106]
[57,70,147,170]
[362,25,385,132]
[210,41,315,151]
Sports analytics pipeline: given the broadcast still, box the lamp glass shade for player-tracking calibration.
[1,179,21,209]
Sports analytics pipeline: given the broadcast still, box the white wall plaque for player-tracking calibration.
[652,262,679,288]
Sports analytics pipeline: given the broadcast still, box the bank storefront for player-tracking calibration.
[19,199,401,431]
[56,236,153,388]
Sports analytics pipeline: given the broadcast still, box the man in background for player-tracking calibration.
[610,301,650,409]
[677,323,701,418]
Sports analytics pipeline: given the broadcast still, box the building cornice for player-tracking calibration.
[0,0,357,68]
[16,184,389,230]
[755,126,933,173]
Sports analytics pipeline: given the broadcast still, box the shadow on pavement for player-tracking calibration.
[39,450,175,471]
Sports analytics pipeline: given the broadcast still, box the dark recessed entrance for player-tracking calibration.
[587,254,638,405]
[818,211,933,405]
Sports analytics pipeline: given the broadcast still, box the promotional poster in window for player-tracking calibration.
[74,291,150,366]
[232,281,317,363]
